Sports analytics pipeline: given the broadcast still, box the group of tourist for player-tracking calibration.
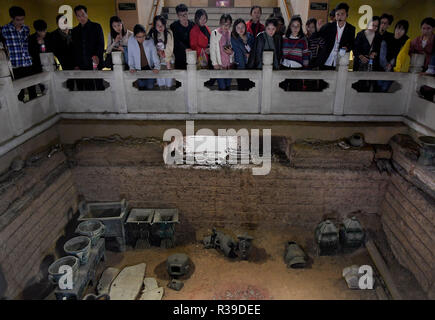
[1,3,434,92]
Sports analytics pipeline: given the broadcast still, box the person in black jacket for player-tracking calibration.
[317,2,355,70]
[353,16,381,72]
[352,16,382,92]
[28,19,49,97]
[170,4,194,69]
[72,5,105,90]
[247,18,282,70]
[50,14,75,71]
[28,19,50,75]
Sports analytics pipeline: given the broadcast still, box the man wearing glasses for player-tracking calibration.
[170,4,194,69]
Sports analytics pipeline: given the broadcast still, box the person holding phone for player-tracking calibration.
[210,14,234,90]
[231,18,254,90]
[106,16,132,67]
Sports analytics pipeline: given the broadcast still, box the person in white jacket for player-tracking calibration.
[106,16,133,66]
[148,15,175,89]
[128,24,160,90]
[210,14,234,90]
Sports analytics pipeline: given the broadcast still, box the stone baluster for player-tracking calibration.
[333,52,350,116]
[186,49,198,114]
[261,51,273,114]
[40,53,56,72]
[409,53,425,73]
[112,51,128,113]
[0,50,23,135]
[405,53,426,116]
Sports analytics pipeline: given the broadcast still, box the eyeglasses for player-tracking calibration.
[178,13,188,18]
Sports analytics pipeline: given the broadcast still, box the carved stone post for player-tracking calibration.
[40,53,56,72]
[0,51,23,135]
[186,49,198,114]
[261,51,273,114]
[112,51,128,113]
[333,52,350,116]
[409,53,425,73]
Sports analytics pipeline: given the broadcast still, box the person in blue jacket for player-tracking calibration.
[231,18,255,91]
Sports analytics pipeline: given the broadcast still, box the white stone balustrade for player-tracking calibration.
[0,49,433,157]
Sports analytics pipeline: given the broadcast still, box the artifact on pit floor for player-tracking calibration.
[143,277,158,291]
[349,133,365,148]
[83,293,110,300]
[151,209,179,249]
[167,253,190,278]
[140,278,164,301]
[109,263,146,300]
[76,220,105,247]
[340,217,365,249]
[47,144,62,158]
[10,158,24,172]
[48,256,80,285]
[342,265,375,290]
[126,208,154,249]
[342,265,360,289]
[315,220,339,256]
[203,228,237,258]
[375,159,393,173]
[237,235,254,260]
[284,242,307,268]
[338,141,351,150]
[97,267,120,295]
[78,199,128,252]
[168,279,184,291]
[63,236,92,265]
[54,238,105,300]
[139,287,164,300]
[417,136,435,166]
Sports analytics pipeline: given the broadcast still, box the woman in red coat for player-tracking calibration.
[190,9,211,66]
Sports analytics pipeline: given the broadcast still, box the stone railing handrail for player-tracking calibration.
[0,49,433,157]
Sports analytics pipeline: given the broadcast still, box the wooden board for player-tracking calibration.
[97,267,120,295]
[109,263,146,300]
[139,287,164,300]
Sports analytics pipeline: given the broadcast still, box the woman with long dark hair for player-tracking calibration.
[231,18,254,90]
[148,15,175,89]
[377,20,410,91]
[106,16,132,65]
[305,17,325,69]
[353,16,382,72]
[190,9,211,68]
[282,15,310,69]
[210,14,234,91]
[353,16,382,92]
[190,9,215,87]
[247,18,282,70]
[281,15,310,91]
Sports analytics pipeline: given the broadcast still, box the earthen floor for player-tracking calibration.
[90,226,386,300]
